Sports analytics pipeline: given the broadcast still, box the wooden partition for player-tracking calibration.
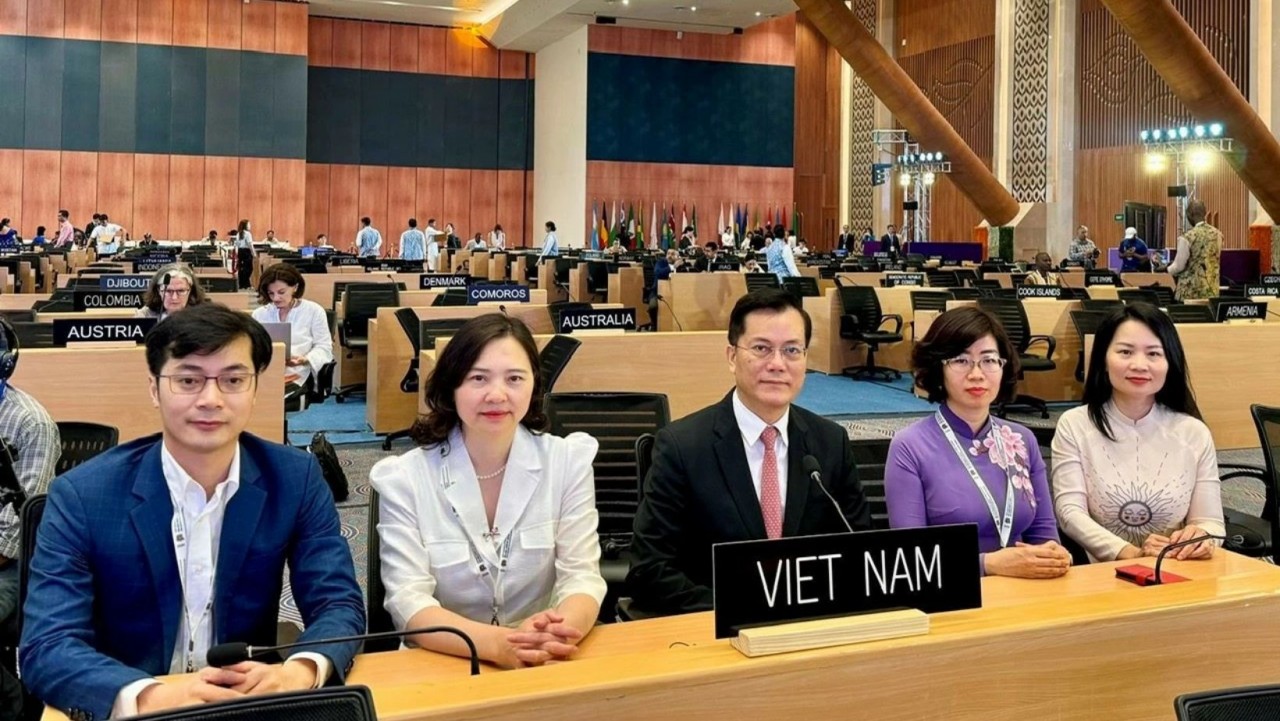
[656,273,748,332]
[14,344,285,443]
[608,266,646,319]
[1086,322,1280,449]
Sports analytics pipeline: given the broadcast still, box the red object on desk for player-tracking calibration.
[1116,565,1189,586]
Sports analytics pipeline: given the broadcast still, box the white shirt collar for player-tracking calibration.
[161,441,242,513]
[732,390,790,447]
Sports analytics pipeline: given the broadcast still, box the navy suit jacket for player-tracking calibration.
[20,433,366,721]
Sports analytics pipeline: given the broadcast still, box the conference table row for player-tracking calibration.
[41,551,1280,721]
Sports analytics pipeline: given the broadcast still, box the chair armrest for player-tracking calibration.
[1026,334,1057,359]
[878,314,903,335]
[839,313,860,337]
[1220,463,1267,483]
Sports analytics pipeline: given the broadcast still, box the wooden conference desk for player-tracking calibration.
[46,552,1280,721]
[14,343,285,443]
[566,266,646,319]
[656,273,748,332]
[416,331,732,424]
[1086,321,1280,449]
[804,286,950,374]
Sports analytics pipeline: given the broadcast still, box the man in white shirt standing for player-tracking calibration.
[20,304,365,721]
[90,214,124,249]
[355,217,382,258]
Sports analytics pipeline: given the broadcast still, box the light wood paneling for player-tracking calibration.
[274,1,306,56]
[328,164,359,250]
[360,21,388,70]
[441,168,471,237]
[272,158,305,245]
[205,0,240,50]
[131,152,170,239]
[472,42,498,78]
[58,150,96,227]
[62,0,98,39]
[388,23,417,72]
[386,166,416,241]
[96,152,134,231]
[305,162,330,242]
[168,154,205,241]
[357,165,388,242]
[496,169,526,246]
[445,28,473,76]
[20,150,58,238]
[0,0,27,35]
[793,13,840,250]
[499,50,527,79]
[171,0,206,47]
[307,16,332,66]
[239,0,273,53]
[587,15,796,66]
[0,150,21,231]
[415,167,443,229]
[895,0,996,55]
[202,155,238,237]
[468,169,497,239]
[99,0,135,42]
[237,157,272,236]
[135,0,172,45]
[418,26,447,74]
[26,0,63,38]
[331,18,361,69]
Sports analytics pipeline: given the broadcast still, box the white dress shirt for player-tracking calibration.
[489,230,505,250]
[731,391,790,510]
[251,298,334,386]
[370,426,607,629]
[426,238,441,272]
[112,444,330,717]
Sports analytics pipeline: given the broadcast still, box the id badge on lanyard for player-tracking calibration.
[171,504,213,673]
[935,411,1017,548]
[441,464,515,627]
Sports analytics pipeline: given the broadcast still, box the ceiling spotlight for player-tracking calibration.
[755,11,761,16]
[1139,130,1149,142]
[899,172,912,187]
[622,0,628,4]
[1167,128,1178,140]
[1209,123,1224,137]
[1144,152,1169,174]
[936,153,945,162]
[1188,148,1214,172]
[1152,129,1162,140]
[923,172,936,186]
[690,5,696,10]
[1178,127,1190,139]
[1193,125,1206,138]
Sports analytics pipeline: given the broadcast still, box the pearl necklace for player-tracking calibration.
[475,465,507,481]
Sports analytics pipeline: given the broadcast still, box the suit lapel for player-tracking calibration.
[437,432,499,567]
[493,427,542,544]
[130,443,181,670]
[215,444,265,635]
[782,412,812,536]
[712,397,767,539]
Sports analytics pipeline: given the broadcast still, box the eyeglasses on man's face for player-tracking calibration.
[736,344,808,362]
[156,373,258,394]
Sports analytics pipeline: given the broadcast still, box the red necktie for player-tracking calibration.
[760,426,782,539]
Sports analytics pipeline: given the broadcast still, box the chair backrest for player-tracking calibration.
[849,438,890,529]
[1080,299,1123,313]
[11,321,56,349]
[1166,304,1215,324]
[977,286,1018,300]
[18,493,47,636]
[1250,405,1280,537]
[332,281,393,312]
[781,276,820,298]
[978,298,1033,352]
[131,685,377,721]
[341,286,401,342]
[910,290,952,314]
[539,335,582,394]
[952,268,978,287]
[199,277,239,293]
[1141,284,1177,307]
[745,273,780,293]
[634,433,655,502]
[419,319,471,351]
[837,285,885,333]
[544,393,670,544]
[308,361,337,405]
[393,307,422,354]
[54,421,119,475]
[1117,288,1160,307]
[432,288,468,306]
[363,488,399,653]
[1175,684,1280,721]
[949,286,981,300]
[926,270,960,288]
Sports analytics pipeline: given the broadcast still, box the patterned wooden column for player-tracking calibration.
[1009,0,1050,205]
[846,0,879,234]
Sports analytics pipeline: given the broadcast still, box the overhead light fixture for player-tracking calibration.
[1193,125,1206,138]
[1209,123,1224,137]
[755,11,762,16]
[1188,148,1214,172]
[1167,128,1178,140]
[1144,152,1169,174]
[923,172,936,186]
[1139,130,1149,142]
[1178,126,1190,139]
[1152,129,1162,140]
[899,172,912,187]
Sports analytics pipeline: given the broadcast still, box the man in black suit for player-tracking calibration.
[838,224,856,255]
[881,224,902,259]
[627,289,871,616]
[693,241,718,272]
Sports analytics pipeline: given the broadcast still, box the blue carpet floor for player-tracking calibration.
[287,397,380,446]
[794,372,934,417]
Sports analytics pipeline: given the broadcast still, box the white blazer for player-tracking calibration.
[370,426,607,628]
[250,298,334,385]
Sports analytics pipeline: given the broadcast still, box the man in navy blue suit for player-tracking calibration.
[21,304,365,721]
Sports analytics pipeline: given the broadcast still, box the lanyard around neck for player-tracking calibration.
[440,459,516,626]
[935,411,1016,549]
[170,495,215,673]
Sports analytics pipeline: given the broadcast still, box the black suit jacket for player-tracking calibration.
[693,254,715,272]
[839,233,856,254]
[627,393,871,615]
[881,233,901,254]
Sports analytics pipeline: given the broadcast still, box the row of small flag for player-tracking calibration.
[588,200,802,250]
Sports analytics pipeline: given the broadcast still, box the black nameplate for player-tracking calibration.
[53,317,157,346]
[467,283,531,305]
[884,273,925,287]
[99,274,151,291]
[1085,271,1118,287]
[711,524,981,639]
[557,308,637,334]
[1016,285,1062,298]
[73,290,147,311]
[928,255,943,261]
[419,274,471,290]
[132,252,176,273]
[711,262,739,272]
[873,252,892,260]
[1244,285,1280,298]
[1261,274,1280,286]
[332,256,361,266]
[0,247,18,256]
[1215,300,1265,322]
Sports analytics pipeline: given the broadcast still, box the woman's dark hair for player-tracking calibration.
[409,314,547,447]
[912,306,1020,404]
[237,219,249,234]
[256,264,306,304]
[545,221,556,232]
[1084,302,1200,440]
[146,302,273,376]
[493,224,503,232]
[141,263,208,313]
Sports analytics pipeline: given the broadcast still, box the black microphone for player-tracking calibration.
[803,454,852,533]
[1152,534,1228,584]
[207,625,481,676]
[161,272,172,290]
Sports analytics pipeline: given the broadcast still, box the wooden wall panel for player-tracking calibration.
[587,15,797,66]
[239,0,273,53]
[238,157,272,235]
[205,0,240,50]
[386,166,416,240]
[168,154,204,240]
[415,167,443,228]
[304,162,330,243]
[895,0,996,55]
[441,168,471,238]
[328,164,359,250]
[418,26,447,75]
[58,151,97,228]
[271,158,304,244]
[20,150,58,238]
[389,23,417,73]
[331,19,361,69]
[203,155,237,237]
[472,43,498,79]
[26,0,64,39]
[499,50,527,79]
[171,0,206,47]
[898,35,995,162]
[132,152,170,239]
[357,165,388,244]
[97,152,134,231]
[445,29,473,77]
[0,0,27,35]
[274,1,306,56]
[360,21,388,71]
[62,0,98,39]
[496,170,526,246]
[308,16,332,66]
[0,150,21,231]
[99,0,135,43]
[468,169,497,238]
[136,0,172,45]
[524,175,534,249]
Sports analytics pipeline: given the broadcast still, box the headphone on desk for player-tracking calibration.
[0,316,18,403]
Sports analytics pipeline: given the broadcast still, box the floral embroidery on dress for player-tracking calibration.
[969,424,1036,509]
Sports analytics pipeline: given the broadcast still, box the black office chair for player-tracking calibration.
[381,309,428,450]
[1080,299,1123,312]
[1068,310,1110,383]
[926,270,960,288]
[10,322,55,349]
[615,432,658,623]
[1116,288,1160,306]
[1174,684,1280,721]
[952,268,979,288]
[16,494,46,642]
[1165,304,1215,323]
[949,286,981,301]
[979,298,1056,418]
[745,274,780,293]
[553,257,573,300]
[131,686,377,721]
[419,318,473,350]
[781,276,820,299]
[432,288,468,306]
[545,392,670,622]
[198,277,239,293]
[1141,284,1178,307]
[978,286,1018,300]
[54,422,119,475]
[306,361,337,407]
[910,290,952,314]
[334,285,401,401]
[850,438,891,529]
[363,488,398,653]
[330,282,393,313]
[836,283,903,381]
[538,334,581,395]
[1220,404,1280,560]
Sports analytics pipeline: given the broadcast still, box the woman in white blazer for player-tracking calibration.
[370,314,606,668]
[250,264,334,388]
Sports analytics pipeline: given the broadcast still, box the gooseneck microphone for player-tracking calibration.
[207,625,481,676]
[1152,534,1228,584]
[803,454,853,533]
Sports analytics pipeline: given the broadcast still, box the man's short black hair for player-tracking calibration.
[408,218,418,228]
[728,288,812,346]
[361,217,371,226]
[146,304,273,376]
